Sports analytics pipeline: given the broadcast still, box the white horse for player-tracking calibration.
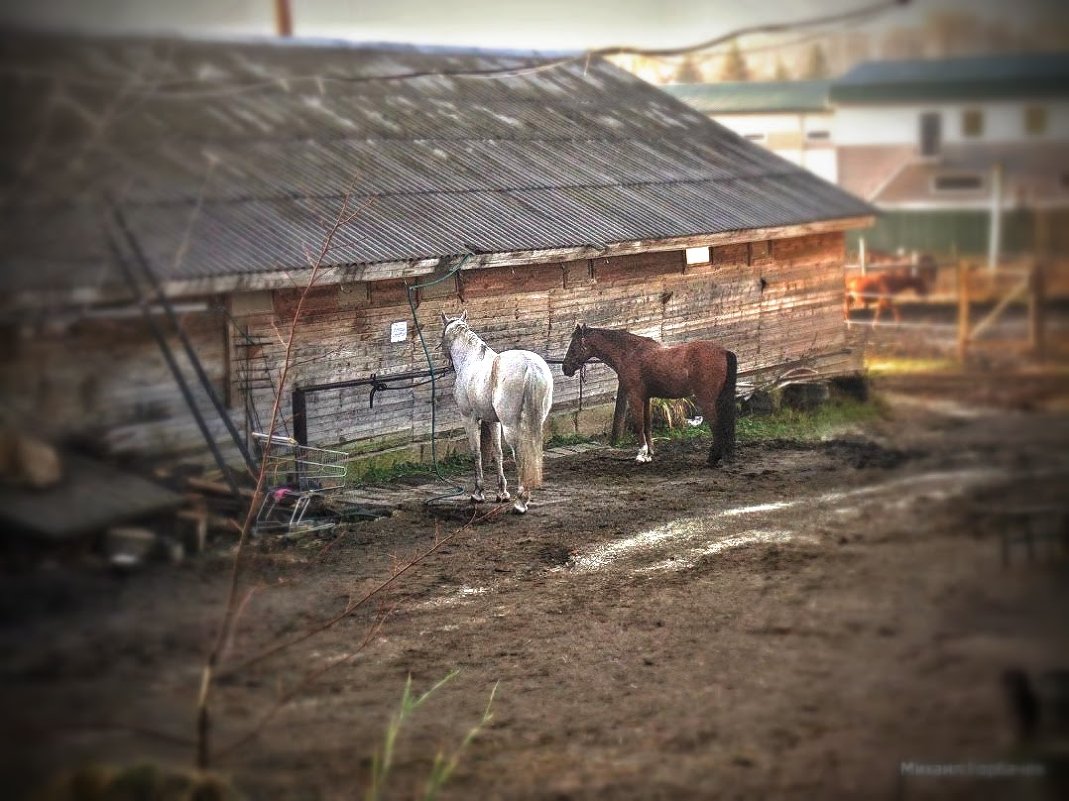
[440,312,553,514]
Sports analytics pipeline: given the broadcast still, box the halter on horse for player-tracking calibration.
[562,325,736,466]
[441,312,554,514]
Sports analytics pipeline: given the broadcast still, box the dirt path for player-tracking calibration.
[2,376,1068,800]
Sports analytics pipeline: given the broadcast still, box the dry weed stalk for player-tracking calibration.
[212,505,505,763]
[195,190,509,771]
[196,189,368,768]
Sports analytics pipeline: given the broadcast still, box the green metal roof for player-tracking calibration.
[662,80,831,114]
[831,52,1069,104]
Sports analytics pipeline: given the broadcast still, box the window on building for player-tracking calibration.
[1025,106,1048,135]
[685,246,710,265]
[933,174,983,192]
[806,130,831,141]
[919,112,942,156]
[962,109,983,137]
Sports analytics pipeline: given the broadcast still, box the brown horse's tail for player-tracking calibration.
[712,350,737,464]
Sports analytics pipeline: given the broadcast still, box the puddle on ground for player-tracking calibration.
[415,466,1027,609]
[417,585,489,608]
[562,466,1011,575]
[639,529,804,573]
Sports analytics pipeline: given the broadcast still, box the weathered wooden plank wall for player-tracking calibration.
[233,231,855,451]
[0,231,856,462]
[0,310,238,460]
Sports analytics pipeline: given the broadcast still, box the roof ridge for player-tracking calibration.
[13,172,814,212]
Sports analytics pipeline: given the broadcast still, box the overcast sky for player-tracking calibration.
[0,0,1063,50]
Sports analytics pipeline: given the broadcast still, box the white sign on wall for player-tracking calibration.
[390,320,408,343]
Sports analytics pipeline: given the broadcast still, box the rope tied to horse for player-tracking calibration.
[367,371,445,409]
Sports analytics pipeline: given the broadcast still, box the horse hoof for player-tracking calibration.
[496,492,511,503]
[635,453,652,464]
[470,491,486,503]
[512,500,528,514]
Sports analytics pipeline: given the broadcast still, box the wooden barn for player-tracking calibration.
[0,32,874,472]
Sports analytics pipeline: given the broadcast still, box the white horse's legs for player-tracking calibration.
[487,422,510,502]
[464,417,486,502]
[500,423,529,514]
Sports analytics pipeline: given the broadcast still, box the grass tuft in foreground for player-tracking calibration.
[365,672,498,801]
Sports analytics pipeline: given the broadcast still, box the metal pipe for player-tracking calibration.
[290,357,602,447]
[292,387,308,448]
[292,356,592,395]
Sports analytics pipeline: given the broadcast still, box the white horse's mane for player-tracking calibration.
[443,319,491,355]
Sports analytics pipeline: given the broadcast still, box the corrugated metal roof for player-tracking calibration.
[662,80,832,114]
[831,53,1069,104]
[0,32,871,295]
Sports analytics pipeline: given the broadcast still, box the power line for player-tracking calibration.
[0,1,907,99]
[592,0,906,59]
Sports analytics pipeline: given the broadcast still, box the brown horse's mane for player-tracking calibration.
[584,326,660,349]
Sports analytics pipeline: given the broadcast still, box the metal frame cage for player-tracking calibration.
[252,432,348,536]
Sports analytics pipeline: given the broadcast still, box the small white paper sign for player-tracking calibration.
[390,320,408,343]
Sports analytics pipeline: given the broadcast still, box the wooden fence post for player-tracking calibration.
[1029,260,1046,360]
[1030,206,1049,361]
[957,261,971,362]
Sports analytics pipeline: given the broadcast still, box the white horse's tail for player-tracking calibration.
[516,365,551,489]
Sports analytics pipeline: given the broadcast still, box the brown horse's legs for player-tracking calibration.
[696,393,717,456]
[643,397,654,456]
[626,386,651,463]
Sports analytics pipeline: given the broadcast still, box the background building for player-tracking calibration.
[662,81,836,183]
[668,52,1069,259]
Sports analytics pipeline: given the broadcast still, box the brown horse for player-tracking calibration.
[845,258,937,324]
[562,325,736,466]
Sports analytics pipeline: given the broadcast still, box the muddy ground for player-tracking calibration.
[2,366,1069,800]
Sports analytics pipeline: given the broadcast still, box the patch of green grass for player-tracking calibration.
[545,432,600,449]
[650,419,709,443]
[348,451,473,486]
[645,397,885,447]
[865,355,962,376]
[735,398,885,444]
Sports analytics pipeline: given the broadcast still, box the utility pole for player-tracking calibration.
[275,0,293,37]
[987,161,1003,273]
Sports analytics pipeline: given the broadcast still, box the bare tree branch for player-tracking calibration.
[196,186,366,769]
